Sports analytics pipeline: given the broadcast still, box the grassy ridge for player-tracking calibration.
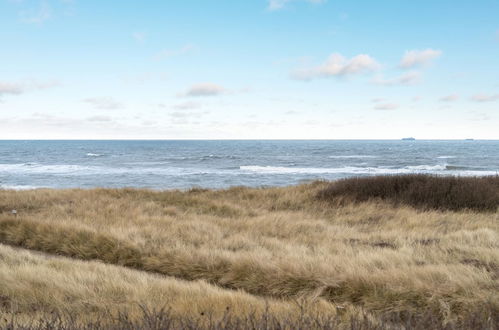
[1,217,472,311]
[0,245,495,329]
[0,244,336,327]
[0,219,142,267]
[1,218,342,299]
[0,177,498,328]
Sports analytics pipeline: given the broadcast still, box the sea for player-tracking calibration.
[0,140,498,190]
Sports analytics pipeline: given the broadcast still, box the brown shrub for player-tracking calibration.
[317,175,499,212]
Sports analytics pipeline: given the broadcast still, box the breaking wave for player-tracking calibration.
[0,184,42,190]
[239,165,498,176]
[0,163,218,176]
[328,155,377,159]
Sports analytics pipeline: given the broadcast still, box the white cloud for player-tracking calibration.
[86,116,113,122]
[268,0,290,10]
[172,102,202,110]
[0,80,59,97]
[372,71,421,86]
[19,1,51,23]
[9,0,75,24]
[0,82,24,96]
[168,111,210,125]
[292,53,380,80]
[31,80,60,89]
[122,72,168,84]
[439,94,459,102]
[155,44,195,60]
[180,83,227,97]
[399,49,442,69]
[169,111,209,118]
[140,120,156,126]
[268,0,325,11]
[467,111,492,122]
[83,97,123,109]
[374,103,399,110]
[471,93,499,102]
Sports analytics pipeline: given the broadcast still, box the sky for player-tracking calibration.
[0,0,498,139]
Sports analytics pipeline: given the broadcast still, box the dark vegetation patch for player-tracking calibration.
[417,238,440,246]
[317,175,499,212]
[347,239,397,249]
[461,258,499,277]
[370,241,396,249]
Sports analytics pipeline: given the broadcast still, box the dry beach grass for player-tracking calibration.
[0,176,498,328]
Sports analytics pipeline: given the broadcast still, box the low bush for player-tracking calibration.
[317,175,499,212]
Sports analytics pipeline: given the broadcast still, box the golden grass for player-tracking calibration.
[0,244,338,326]
[0,182,498,327]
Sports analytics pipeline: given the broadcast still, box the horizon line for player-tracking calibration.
[0,138,495,141]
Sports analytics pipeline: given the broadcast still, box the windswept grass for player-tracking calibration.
[0,246,495,329]
[318,175,499,211]
[0,244,338,327]
[0,178,498,328]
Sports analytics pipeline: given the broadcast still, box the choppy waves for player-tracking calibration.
[1,140,498,189]
[1,162,497,178]
[0,163,218,176]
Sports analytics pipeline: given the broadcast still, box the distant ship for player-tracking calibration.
[465,138,474,141]
[401,137,416,141]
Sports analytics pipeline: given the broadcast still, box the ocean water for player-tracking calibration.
[0,140,498,190]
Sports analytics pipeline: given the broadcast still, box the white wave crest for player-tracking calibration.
[240,166,404,174]
[239,165,498,176]
[0,163,97,175]
[0,184,42,190]
[328,155,376,159]
[1,163,496,179]
[406,164,447,171]
[0,163,219,176]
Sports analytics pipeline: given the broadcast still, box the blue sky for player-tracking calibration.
[0,0,498,139]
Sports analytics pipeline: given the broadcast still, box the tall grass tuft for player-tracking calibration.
[317,175,499,212]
